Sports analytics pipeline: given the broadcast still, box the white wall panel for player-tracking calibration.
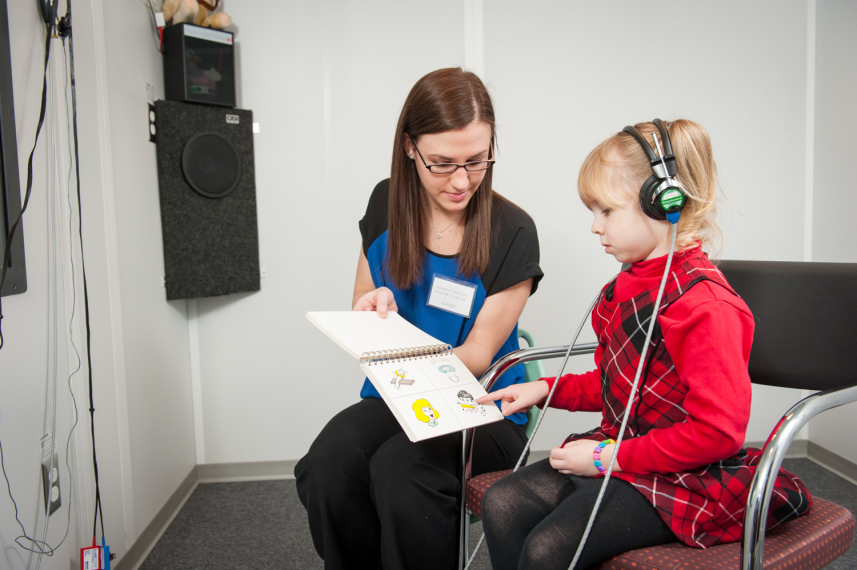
[484,0,810,447]
[0,3,82,565]
[7,2,853,568]
[808,0,857,465]
[190,1,824,463]
[197,0,466,463]
[812,0,857,265]
[0,0,159,564]
[101,0,197,536]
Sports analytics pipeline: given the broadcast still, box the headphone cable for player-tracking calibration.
[567,219,678,570]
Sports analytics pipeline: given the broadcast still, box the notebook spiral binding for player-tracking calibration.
[360,343,452,365]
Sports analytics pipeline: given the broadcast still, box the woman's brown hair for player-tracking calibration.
[387,68,498,289]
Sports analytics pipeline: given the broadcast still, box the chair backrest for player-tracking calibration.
[517,329,546,439]
[718,260,857,391]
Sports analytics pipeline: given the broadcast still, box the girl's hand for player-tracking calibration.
[476,380,550,416]
[549,441,620,476]
[352,287,398,318]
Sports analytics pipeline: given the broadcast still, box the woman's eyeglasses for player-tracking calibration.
[409,135,495,174]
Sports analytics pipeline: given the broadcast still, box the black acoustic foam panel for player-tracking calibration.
[154,100,260,300]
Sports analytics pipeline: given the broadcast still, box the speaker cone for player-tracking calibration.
[181,132,242,199]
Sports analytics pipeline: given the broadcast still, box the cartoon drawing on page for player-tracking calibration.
[412,398,440,427]
[391,368,415,390]
[431,358,459,383]
[456,390,486,415]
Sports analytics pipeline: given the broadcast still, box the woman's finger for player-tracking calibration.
[376,292,388,318]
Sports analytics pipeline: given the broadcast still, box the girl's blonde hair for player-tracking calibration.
[578,119,721,254]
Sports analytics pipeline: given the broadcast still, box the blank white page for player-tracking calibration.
[306,311,445,359]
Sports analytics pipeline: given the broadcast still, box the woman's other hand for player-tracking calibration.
[549,441,620,476]
[476,380,549,417]
[352,247,397,318]
[353,287,398,318]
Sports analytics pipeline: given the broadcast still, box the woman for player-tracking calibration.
[295,68,543,570]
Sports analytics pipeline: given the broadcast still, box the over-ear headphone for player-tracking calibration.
[622,119,686,221]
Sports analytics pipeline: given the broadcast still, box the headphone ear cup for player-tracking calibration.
[639,176,666,220]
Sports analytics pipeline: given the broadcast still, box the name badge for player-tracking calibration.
[427,274,477,318]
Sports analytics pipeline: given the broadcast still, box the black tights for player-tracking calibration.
[481,459,676,570]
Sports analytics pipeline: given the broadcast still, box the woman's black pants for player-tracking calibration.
[295,397,527,570]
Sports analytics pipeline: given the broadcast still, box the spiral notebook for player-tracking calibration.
[306,311,505,442]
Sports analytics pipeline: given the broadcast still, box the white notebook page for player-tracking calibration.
[306,311,445,359]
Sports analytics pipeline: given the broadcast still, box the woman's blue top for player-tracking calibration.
[358,180,543,425]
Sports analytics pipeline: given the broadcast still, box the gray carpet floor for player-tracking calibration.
[139,458,855,570]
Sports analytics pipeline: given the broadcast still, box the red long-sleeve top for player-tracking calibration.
[543,247,755,475]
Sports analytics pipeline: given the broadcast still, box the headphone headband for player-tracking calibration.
[623,121,676,179]
[622,119,685,220]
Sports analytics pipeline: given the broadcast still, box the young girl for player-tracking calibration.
[477,119,811,570]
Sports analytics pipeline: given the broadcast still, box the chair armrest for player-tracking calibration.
[478,343,599,391]
[458,342,598,570]
[742,383,857,570]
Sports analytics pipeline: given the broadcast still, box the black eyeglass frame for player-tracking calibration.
[408,134,495,174]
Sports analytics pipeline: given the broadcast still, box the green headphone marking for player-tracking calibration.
[659,188,685,212]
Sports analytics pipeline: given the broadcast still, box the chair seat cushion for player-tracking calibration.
[466,471,854,569]
[466,469,513,520]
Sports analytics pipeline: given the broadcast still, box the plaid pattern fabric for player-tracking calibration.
[564,250,812,548]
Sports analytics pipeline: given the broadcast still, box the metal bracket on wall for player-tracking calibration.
[149,103,157,143]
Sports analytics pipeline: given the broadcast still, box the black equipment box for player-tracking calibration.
[163,23,236,108]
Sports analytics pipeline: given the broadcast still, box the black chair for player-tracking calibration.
[461,260,857,570]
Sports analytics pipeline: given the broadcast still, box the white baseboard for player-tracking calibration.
[197,459,298,482]
[807,441,857,486]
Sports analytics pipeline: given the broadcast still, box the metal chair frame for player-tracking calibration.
[457,343,857,570]
[458,342,596,569]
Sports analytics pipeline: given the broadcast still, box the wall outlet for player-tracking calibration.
[41,453,61,516]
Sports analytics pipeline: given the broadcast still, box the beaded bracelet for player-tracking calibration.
[592,439,616,474]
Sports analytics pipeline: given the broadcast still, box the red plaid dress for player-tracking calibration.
[561,250,812,548]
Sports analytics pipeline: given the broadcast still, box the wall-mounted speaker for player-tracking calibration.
[154,100,260,300]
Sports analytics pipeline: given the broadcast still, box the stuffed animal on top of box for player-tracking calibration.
[161,0,232,30]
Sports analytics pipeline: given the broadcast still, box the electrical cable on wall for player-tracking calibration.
[0,0,101,563]
[0,4,64,559]
[33,36,84,567]
[57,36,83,556]
[35,33,60,569]
[59,0,109,546]
[29,37,86,563]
